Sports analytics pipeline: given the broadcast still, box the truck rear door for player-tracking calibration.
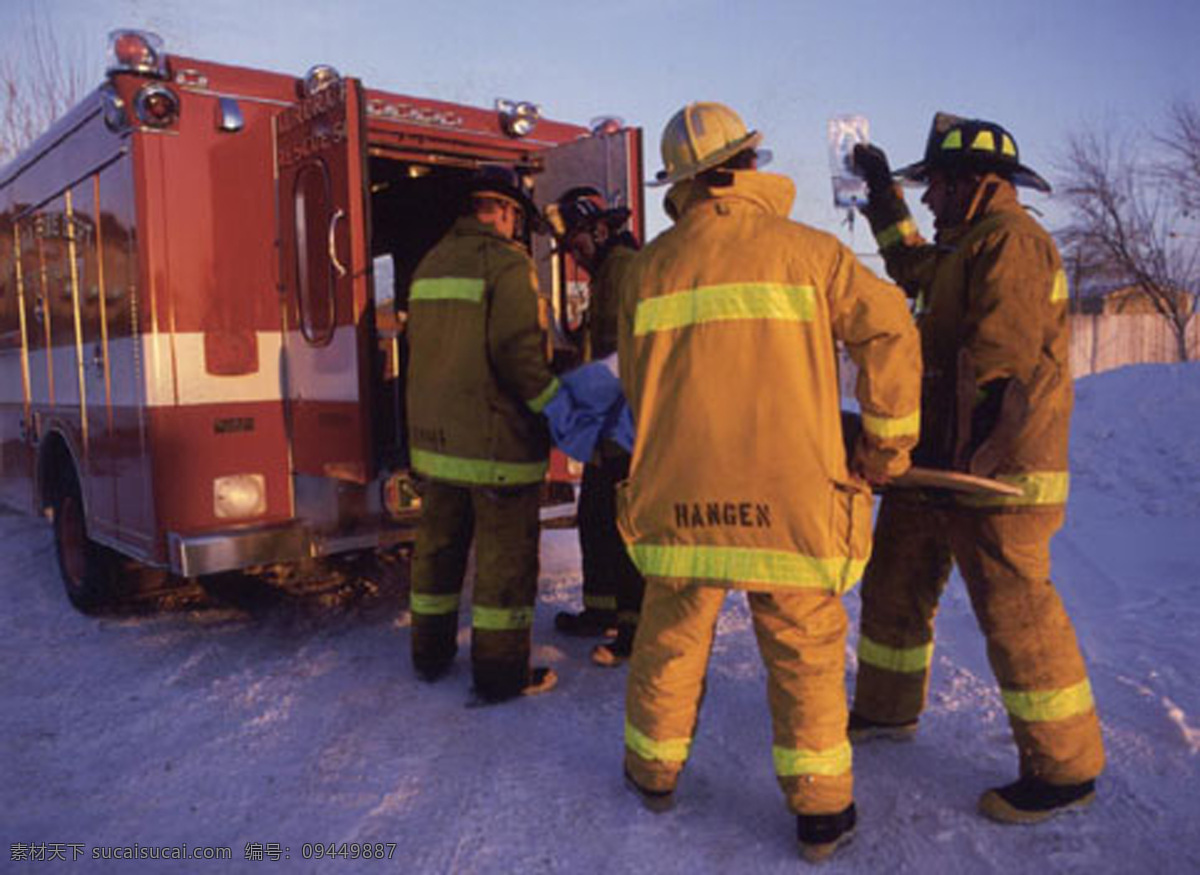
[531,126,644,355]
[273,77,375,484]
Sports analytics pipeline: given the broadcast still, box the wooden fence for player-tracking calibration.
[1068,313,1199,376]
[839,313,1198,398]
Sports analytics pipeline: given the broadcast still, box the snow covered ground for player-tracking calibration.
[3,363,1199,873]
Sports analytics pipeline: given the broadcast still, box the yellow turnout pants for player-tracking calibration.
[625,580,853,815]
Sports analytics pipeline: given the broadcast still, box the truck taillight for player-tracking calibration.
[382,472,422,519]
[107,29,167,78]
[214,474,267,520]
[134,84,180,128]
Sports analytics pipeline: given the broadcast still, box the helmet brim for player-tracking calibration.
[599,206,632,229]
[469,184,548,232]
[894,158,1052,194]
[649,130,764,187]
[551,206,632,239]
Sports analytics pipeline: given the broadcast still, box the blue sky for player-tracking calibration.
[5,0,1198,248]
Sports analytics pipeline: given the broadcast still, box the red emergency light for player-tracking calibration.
[106,29,168,78]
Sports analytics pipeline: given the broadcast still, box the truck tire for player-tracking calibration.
[53,473,118,614]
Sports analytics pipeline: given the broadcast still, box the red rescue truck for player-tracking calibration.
[0,30,643,612]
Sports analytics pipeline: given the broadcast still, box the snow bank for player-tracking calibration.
[2,362,1198,873]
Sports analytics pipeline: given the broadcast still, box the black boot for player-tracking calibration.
[797,803,856,863]
[554,608,617,638]
[592,624,636,667]
[470,665,559,706]
[624,769,676,813]
[847,711,918,743]
[978,777,1096,824]
[414,658,453,683]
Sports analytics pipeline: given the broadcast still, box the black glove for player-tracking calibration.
[852,143,894,198]
[963,378,1029,477]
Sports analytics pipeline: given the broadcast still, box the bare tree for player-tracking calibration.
[1157,101,1200,214]
[0,5,92,165]
[1058,104,1200,362]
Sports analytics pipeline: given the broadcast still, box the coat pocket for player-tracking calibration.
[830,480,874,594]
[614,478,638,544]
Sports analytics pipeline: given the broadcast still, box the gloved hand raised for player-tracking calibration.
[852,143,894,198]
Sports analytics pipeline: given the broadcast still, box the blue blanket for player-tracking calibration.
[543,356,635,462]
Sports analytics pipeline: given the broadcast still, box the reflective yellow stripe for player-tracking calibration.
[1050,270,1069,303]
[583,594,618,611]
[527,377,560,414]
[875,217,918,250]
[971,130,996,152]
[627,544,865,594]
[634,283,815,337]
[411,447,547,486]
[862,408,921,440]
[959,471,1069,507]
[472,605,535,631]
[410,592,461,616]
[1002,679,1095,723]
[410,277,486,303]
[858,635,932,673]
[773,741,852,778]
[941,129,963,150]
[1001,134,1017,157]
[625,719,691,763]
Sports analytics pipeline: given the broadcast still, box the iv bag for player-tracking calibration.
[828,115,870,208]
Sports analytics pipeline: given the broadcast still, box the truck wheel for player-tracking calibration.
[53,476,118,614]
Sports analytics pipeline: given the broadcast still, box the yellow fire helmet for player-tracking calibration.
[651,101,764,186]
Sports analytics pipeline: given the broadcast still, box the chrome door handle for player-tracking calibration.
[328,208,347,278]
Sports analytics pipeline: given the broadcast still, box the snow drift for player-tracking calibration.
[2,362,1199,873]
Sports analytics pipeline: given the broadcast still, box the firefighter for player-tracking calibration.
[546,187,647,666]
[618,102,921,862]
[405,166,560,704]
[848,113,1105,822]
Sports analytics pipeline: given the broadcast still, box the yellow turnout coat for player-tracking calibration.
[617,171,922,594]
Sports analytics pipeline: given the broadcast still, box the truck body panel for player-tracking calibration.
[0,37,643,593]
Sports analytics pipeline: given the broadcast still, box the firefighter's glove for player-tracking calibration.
[852,437,901,489]
[551,347,582,374]
[611,230,641,252]
[852,143,894,200]
[961,378,1030,477]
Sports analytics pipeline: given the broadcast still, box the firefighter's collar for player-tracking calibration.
[668,170,795,221]
[453,215,524,249]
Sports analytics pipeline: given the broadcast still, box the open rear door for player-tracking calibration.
[274,78,374,483]
[532,127,644,357]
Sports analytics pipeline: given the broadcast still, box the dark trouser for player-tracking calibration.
[578,446,645,627]
[853,495,1105,784]
[410,480,541,699]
